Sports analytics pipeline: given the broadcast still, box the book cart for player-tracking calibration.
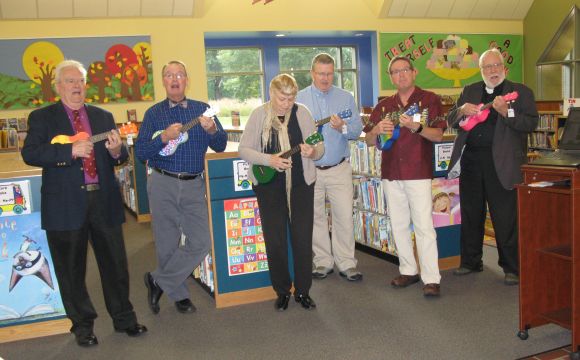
[196,145,277,308]
[0,155,70,343]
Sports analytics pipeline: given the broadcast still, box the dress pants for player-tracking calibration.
[459,147,519,275]
[253,179,315,296]
[147,170,211,301]
[383,179,441,285]
[46,190,137,336]
[312,161,357,271]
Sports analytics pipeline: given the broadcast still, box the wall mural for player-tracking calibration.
[379,33,522,90]
[0,35,153,110]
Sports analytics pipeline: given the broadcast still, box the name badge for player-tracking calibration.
[127,134,134,146]
[413,113,421,123]
[508,108,515,118]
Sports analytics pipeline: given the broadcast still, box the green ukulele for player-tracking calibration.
[252,132,324,184]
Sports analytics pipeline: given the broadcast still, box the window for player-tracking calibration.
[205,48,264,125]
[279,46,358,102]
[204,32,377,128]
[536,5,580,100]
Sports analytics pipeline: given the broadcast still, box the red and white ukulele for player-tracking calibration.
[458,91,519,131]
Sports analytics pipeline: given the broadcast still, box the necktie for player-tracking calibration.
[72,110,97,179]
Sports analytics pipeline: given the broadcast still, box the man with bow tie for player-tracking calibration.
[447,48,539,285]
[135,60,227,315]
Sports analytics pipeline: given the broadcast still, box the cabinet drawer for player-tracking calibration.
[523,170,570,184]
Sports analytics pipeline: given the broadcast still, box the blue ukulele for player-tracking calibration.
[376,103,421,150]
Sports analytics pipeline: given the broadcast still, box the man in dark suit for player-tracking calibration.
[447,49,539,285]
[21,60,147,347]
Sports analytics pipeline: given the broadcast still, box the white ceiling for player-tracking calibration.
[381,0,535,20]
[0,0,534,20]
[0,0,199,19]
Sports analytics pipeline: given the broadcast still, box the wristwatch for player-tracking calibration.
[410,123,423,134]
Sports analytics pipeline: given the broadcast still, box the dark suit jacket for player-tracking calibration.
[447,80,539,190]
[21,101,128,231]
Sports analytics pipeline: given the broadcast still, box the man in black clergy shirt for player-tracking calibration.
[447,49,538,286]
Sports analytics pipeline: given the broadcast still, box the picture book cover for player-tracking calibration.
[0,212,65,327]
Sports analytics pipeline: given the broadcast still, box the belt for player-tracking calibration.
[316,158,346,171]
[85,183,100,191]
[153,167,201,180]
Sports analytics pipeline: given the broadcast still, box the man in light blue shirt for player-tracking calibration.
[296,53,363,281]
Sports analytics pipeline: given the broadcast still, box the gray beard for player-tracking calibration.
[483,76,505,90]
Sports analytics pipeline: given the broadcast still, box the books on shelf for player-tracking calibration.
[350,140,381,176]
[353,209,396,256]
[194,253,214,293]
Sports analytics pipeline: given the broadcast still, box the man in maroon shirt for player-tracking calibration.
[365,56,446,297]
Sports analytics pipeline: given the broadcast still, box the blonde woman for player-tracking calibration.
[239,74,324,311]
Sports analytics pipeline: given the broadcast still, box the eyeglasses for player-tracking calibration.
[314,72,334,78]
[164,72,186,80]
[481,63,504,71]
[63,78,86,85]
[389,68,412,76]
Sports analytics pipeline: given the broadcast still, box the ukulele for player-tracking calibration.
[50,125,132,144]
[153,106,219,156]
[376,103,426,150]
[252,132,324,184]
[314,109,352,128]
[458,91,519,131]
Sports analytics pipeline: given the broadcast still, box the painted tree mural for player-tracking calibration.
[22,41,64,104]
[87,61,111,103]
[0,37,154,110]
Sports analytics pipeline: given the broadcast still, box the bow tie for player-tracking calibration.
[169,99,188,109]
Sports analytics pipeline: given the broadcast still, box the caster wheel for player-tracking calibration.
[517,330,528,340]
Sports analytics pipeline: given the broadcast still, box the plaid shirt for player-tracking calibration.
[135,98,227,174]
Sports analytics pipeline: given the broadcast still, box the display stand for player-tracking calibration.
[203,145,276,308]
[0,154,70,343]
[517,164,580,359]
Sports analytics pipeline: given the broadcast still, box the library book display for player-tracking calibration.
[517,164,580,359]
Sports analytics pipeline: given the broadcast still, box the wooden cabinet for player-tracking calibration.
[517,165,580,358]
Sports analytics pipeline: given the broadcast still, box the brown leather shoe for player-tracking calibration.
[423,283,441,297]
[390,274,420,288]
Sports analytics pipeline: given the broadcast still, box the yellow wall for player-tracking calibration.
[523,0,578,98]
[0,0,523,122]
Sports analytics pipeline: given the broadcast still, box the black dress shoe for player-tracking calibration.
[75,332,98,347]
[175,298,196,313]
[294,294,316,310]
[115,323,148,337]
[275,294,290,311]
[144,272,163,314]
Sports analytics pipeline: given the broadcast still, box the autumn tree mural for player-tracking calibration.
[0,36,154,110]
[22,41,64,104]
[87,61,110,103]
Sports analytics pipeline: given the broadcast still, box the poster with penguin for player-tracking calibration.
[0,212,66,327]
